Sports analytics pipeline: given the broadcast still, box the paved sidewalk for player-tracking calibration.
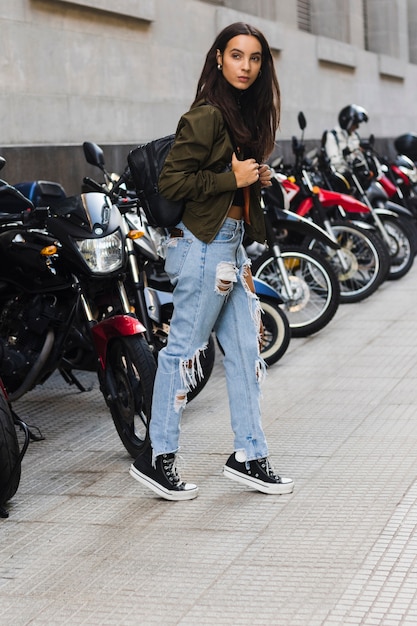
[1,262,417,626]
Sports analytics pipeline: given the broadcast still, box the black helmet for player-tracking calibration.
[338,105,369,132]
[394,133,417,161]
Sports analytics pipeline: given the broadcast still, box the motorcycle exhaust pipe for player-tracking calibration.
[9,329,55,401]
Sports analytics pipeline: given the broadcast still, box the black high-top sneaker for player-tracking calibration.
[223,451,294,495]
[130,447,198,501]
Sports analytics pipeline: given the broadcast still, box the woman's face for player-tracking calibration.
[216,34,262,91]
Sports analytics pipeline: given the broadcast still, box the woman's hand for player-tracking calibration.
[232,153,259,188]
[232,154,272,188]
[258,163,272,187]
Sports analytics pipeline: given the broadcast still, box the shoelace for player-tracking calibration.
[162,454,184,486]
[259,457,281,480]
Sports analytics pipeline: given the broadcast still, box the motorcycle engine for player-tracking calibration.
[0,293,58,391]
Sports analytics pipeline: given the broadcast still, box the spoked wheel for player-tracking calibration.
[103,335,156,458]
[252,246,340,338]
[307,221,390,303]
[380,217,415,280]
[0,391,20,509]
[258,296,291,366]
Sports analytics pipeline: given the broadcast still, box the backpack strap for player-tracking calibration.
[331,129,340,147]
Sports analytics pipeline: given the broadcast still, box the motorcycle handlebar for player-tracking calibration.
[82,177,104,193]
[0,205,49,227]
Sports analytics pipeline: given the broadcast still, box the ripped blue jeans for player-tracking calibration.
[149,217,269,462]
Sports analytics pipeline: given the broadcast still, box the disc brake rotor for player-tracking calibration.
[335,248,359,281]
[286,275,311,312]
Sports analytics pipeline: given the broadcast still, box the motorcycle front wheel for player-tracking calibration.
[103,335,156,458]
[0,391,20,507]
[252,246,340,338]
[307,221,390,303]
[258,296,291,366]
[380,217,415,280]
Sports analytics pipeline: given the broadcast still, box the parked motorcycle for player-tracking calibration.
[0,158,156,459]
[249,201,341,337]
[275,112,390,302]
[81,141,292,366]
[355,135,417,276]
[318,121,416,280]
[385,153,417,219]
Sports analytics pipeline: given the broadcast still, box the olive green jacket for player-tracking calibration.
[158,103,266,244]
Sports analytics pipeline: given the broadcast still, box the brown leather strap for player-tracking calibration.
[243,186,251,225]
[169,227,184,238]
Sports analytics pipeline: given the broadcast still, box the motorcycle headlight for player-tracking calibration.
[75,231,124,273]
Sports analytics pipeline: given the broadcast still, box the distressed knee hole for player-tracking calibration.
[174,390,188,413]
[217,279,233,293]
[177,344,208,403]
[215,261,237,296]
[242,262,255,295]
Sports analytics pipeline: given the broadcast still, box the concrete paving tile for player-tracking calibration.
[3,261,417,625]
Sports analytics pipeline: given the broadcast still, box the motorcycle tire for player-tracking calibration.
[252,246,340,338]
[0,391,20,506]
[380,217,416,280]
[307,220,390,303]
[103,335,157,459]
[216,297,291,366]
[258,296,291,366]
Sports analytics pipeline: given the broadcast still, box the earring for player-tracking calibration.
[217,63,222,70]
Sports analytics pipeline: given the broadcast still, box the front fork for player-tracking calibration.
[125,237,156,346]
[321,217,353,273]
[351,172,393,248]
[263,212,295,300]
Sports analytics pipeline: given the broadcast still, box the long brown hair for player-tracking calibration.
[192,22,280,161]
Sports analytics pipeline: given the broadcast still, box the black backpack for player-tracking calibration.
[127,135,184,228]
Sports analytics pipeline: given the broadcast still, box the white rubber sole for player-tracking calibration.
[223,466,294,495]
[129,464,199,501]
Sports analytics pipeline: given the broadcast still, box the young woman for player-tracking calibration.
[129,22,294,501]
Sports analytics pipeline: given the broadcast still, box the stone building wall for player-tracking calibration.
[1,0,416,193]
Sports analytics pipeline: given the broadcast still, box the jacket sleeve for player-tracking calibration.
[158,106,237,202]
[324,129,348,171]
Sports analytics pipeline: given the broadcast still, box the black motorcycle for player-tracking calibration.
[0,158,156,460]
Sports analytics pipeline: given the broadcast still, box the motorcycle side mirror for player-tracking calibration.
[0,156,6,172]
[298,111,307,131]
[320,130,328,147]
[83,141,105,170]
[369,133,375,147]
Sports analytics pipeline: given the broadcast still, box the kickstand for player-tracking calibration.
[58,368,93,392]
[0,410,44,518]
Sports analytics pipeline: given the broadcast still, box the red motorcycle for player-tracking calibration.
[380,143,417,223]
[268,113,390,303]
